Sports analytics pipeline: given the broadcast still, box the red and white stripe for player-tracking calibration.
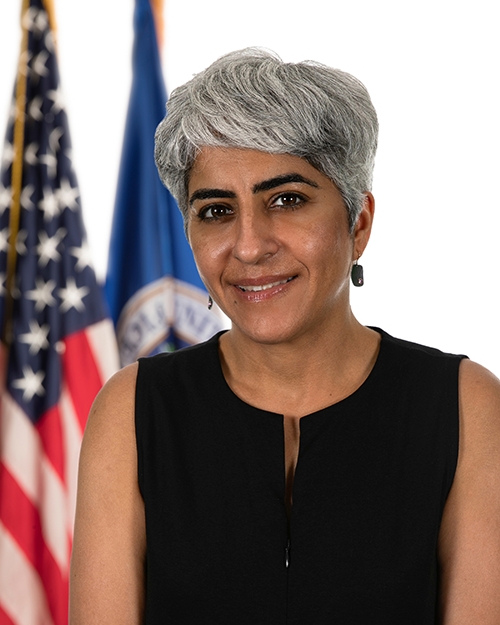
[0,319,119,625]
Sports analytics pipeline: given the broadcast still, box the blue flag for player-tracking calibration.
[105,0,224,366]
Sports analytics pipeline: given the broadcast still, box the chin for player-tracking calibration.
[232,315,309,346]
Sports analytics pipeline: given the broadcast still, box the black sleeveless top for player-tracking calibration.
[135,329,465,624]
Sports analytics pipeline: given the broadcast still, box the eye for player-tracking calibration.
[197,204,234,221]
[271,192,306,209]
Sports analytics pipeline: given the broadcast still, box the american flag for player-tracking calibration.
[0,2,119,624]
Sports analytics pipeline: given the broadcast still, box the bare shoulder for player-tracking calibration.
[76,362,140,499]
[456,359,500,460]
[460,358,500,411]
[89,361,139,421]
[70,362,145,624]
[438,359,500,624]
[83,361,139,446]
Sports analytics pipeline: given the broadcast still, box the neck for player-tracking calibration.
[219,312,380,417]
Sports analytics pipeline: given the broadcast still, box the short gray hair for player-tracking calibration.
[155,48,378,231]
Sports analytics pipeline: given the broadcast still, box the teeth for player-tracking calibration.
[238,278,293,292]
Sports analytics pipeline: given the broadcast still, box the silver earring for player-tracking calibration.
[351,257,364,287]
[208,296,213,310]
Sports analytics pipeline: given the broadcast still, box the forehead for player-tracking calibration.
[188,147,333,192]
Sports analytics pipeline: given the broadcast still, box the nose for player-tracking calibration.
[232,209,279,265]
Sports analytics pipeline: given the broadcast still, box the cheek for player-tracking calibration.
[300,220,347,263]
[300,229,353,289]
[190,233,231,280]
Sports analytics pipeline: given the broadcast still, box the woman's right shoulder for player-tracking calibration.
[82,362,139,456]
[94,361,138,411]
[98,361,139,397]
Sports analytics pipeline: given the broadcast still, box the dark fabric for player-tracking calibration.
[135,328,466,624]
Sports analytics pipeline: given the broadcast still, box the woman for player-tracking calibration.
[70,49,500,623]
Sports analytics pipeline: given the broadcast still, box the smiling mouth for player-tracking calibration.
[236,277,296,292]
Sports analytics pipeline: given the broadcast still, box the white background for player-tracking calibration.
[1,0,499,374]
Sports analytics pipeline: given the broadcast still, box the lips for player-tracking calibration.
[236,277,295,292]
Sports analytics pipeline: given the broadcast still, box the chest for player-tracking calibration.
[138,397,454,624]
[284,416,300,516]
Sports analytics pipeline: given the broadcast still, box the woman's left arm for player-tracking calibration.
[438,359,500,623]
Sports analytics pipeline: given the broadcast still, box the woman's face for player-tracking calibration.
[187,147,372,345]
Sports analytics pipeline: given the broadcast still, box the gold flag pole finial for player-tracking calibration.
[150,0,165,53]
[41,0,58,38]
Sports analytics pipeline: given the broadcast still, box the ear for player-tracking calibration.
[352,192,375,259]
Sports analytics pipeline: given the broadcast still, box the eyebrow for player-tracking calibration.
[252,173,319,194]
[189,189,236,206]
[189,173,319,206]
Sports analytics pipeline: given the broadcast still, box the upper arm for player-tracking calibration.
[438,359,500,624]
[69,362,146,624]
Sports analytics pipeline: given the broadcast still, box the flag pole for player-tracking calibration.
[4,0,30,347]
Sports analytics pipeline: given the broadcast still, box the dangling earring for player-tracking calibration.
[351,255,364,287]
[208,295,213,310]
